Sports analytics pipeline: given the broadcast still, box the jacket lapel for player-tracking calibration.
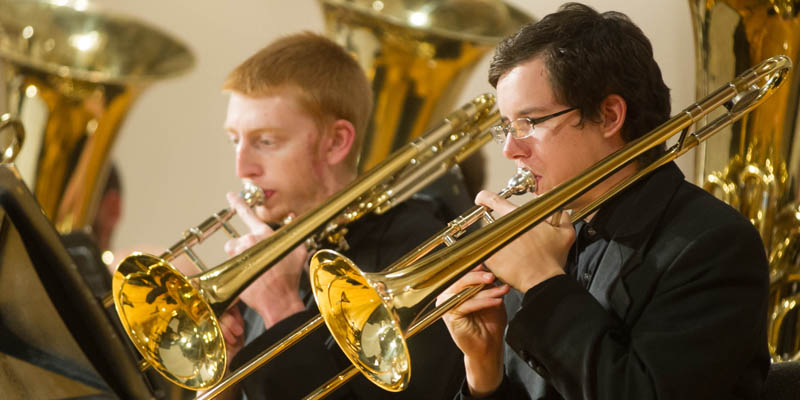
[587,162,686,320]
[589,240,635,313]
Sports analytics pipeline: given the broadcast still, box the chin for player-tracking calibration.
[254,207,278,224]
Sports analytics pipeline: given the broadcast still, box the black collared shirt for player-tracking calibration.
[569,220,605,290]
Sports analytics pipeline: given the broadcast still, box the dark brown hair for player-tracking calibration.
[489,3,670,165]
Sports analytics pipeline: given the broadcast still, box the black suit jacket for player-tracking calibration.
[461,162,770,400]
[232,198,465,400]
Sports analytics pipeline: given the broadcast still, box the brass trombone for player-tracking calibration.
[307,55,792,395]
[101,182,265,308]
[195,168,535,400]
[111,93,499,389]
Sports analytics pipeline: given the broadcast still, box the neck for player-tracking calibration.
[572,162,640,222]
[322,165,357,197]
[293,165,356,220]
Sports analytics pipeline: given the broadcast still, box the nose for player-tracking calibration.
[235,141,263,179]
[503,134,530,161]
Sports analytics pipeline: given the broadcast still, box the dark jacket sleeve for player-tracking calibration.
[454,374,532,400]
[504,221,769,400]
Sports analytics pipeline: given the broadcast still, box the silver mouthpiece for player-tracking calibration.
[506,168,536,196]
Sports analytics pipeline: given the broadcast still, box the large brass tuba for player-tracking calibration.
[689,0,800,360]
[0,0,194,235]
[318,0,533,172]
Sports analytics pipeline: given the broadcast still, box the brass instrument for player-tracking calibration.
[158,182,266,272]
[689,0,800,361]
[0,0,194,234]
[0,113,24,163]
[100,183,264,308]
[318,0,533,171]
[112,93,499,390]
[308,56,791,393]
[195,168,534,400]
[0,1,193,397]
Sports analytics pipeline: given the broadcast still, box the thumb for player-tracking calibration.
[227,192,272,233]
[555,209,572,227]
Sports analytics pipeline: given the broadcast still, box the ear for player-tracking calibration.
[599,94,626,140]
[321,119,356,166]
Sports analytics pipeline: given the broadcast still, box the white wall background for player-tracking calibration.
[76,0,695,254]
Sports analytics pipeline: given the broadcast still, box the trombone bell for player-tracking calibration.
[311,249,410,392]
[113,253,225,389]
[309,168,536,392]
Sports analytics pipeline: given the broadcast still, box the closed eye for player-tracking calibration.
[254,134,275,148]
[257,136,272,146]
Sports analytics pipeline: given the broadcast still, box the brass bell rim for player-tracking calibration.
[310,248,411,392]
[0,0,195,85]
[318,0,534,45]
[112,252,226,389]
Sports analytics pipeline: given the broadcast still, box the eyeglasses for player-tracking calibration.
[491,107,578,144]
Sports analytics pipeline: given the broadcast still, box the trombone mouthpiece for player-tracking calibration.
[240,182,265,206]
[507,168,536,195]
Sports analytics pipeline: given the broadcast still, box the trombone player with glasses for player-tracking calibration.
[438,3,770,399]
[213,32,465,400]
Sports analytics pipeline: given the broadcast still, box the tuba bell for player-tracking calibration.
[689,0,800,361]
[0,1,195,398]
[0,0,194,236]
[318,0,533,172]
[0,113,24,163]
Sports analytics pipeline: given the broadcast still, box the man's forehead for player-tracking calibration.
[225,92,303,123]
[497,90,555,120]
[496,62,558,119]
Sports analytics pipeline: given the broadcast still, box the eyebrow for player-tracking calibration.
[224,127,280,136]
[500,106,550,122]
[516,106,550,117]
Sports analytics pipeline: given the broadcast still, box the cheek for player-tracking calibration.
[273,144,312,172]
[300,142,329,181]
[536,137,576,181]
[310,156,328,182]
[525,140,549,168]
[280,149,324,192]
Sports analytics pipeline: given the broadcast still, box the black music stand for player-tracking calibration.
[0,164,154,399]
